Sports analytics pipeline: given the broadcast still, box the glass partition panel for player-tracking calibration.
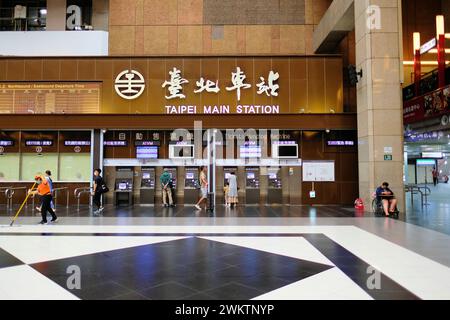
[21,153,58,181]
[59,153,91,182]
[0,153,20,181]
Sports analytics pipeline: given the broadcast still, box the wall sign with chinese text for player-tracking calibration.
[64,141,91,146]
[114,66,283,114]
[327,140,355,146]
[0,140,14,146]
[25,140,53,146]
[104,141,128,146]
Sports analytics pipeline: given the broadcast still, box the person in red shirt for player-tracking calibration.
[432,167,439,186]
[29,174,58,224]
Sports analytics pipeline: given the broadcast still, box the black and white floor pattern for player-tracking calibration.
[0,225,449,300]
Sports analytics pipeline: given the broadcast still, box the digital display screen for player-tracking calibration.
[225,173,231,180]
[118,183,127,190]
[269,173,278,179]
[0,140,14,146]
[272,141,296,145]
[247,173,255,179]
[135,141,160,146]
[142,172,151,179]
[327,141,355,146]
[186,172,195,179]
[104,141,127,146]
[136,146,158,159]
[25,140,53,146]
[64,141,91,146]
[240,145,261,158]
[278,145,298,157]
[421,152,443,158]
[272,144,298,158]
[417,159,436,166]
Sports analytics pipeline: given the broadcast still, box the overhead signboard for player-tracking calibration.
[403,84,450,125]
[104,141,127,146]
[0,140,14,146]
[64,140,91,146]
[25,140,53,146]
[420,37,437,55]
[421,152,443,158]
[327,140,354,146]
[416,159,436,166]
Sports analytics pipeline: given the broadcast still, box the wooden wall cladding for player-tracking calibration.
[0,131,92,153]
[0,56,344,115]
[300,130,359,205]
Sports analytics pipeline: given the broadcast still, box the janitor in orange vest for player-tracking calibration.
[29,174,58,225]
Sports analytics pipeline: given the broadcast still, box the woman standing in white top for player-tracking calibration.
[227,172,238,208]
[195,166,208,210]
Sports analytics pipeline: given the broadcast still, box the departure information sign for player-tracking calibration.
[0,82,101,114]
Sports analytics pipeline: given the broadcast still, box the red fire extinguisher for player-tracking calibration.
[354,198,364,210]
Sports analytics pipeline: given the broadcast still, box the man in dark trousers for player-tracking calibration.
[432,167,439,186]
[91,168,105,214]
[29,174,58,225]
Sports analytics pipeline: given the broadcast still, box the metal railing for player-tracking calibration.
[4,187,28,210]
[0,186,13,197]
[74,187,93,211]
[29,192,37,212]
[52,187,70,208]
[405,184,432,207]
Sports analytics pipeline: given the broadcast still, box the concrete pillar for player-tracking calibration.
[355,0,406,216]
[46,0,66,31]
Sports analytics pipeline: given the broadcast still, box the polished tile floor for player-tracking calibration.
[1,222,449,300]
[0,203,359,218]
[405,182,450,235]
[1,192,450,300]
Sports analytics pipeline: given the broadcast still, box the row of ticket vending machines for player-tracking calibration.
[109,166,284,206]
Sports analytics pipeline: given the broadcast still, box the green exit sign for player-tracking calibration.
[384,155,393,161]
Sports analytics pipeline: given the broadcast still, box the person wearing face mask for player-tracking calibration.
[29,174,58,225]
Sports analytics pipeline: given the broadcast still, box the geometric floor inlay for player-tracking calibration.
[30,237,333,300]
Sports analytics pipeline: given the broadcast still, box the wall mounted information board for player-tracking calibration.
[302,161,335,182]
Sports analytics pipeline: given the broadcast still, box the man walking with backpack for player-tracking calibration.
[92,168,107,215]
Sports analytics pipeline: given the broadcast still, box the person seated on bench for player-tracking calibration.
[376,182,397,217]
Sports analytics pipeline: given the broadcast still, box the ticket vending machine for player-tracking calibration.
[245,167,260,204]
[184,167,199,205]
[267,167,282,204]
[140,168,156,205]
[162,167,177,204]
[114,167,134,207]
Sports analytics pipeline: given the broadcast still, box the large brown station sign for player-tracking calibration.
[0,57,343,115]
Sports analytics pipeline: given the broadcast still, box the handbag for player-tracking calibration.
[100,181,109,193]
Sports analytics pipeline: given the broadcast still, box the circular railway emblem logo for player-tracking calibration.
[74,146,81,153]
[441,115,449,127]
[36,146,43,153]
[0,146,4,154]
[114,69,146,100]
